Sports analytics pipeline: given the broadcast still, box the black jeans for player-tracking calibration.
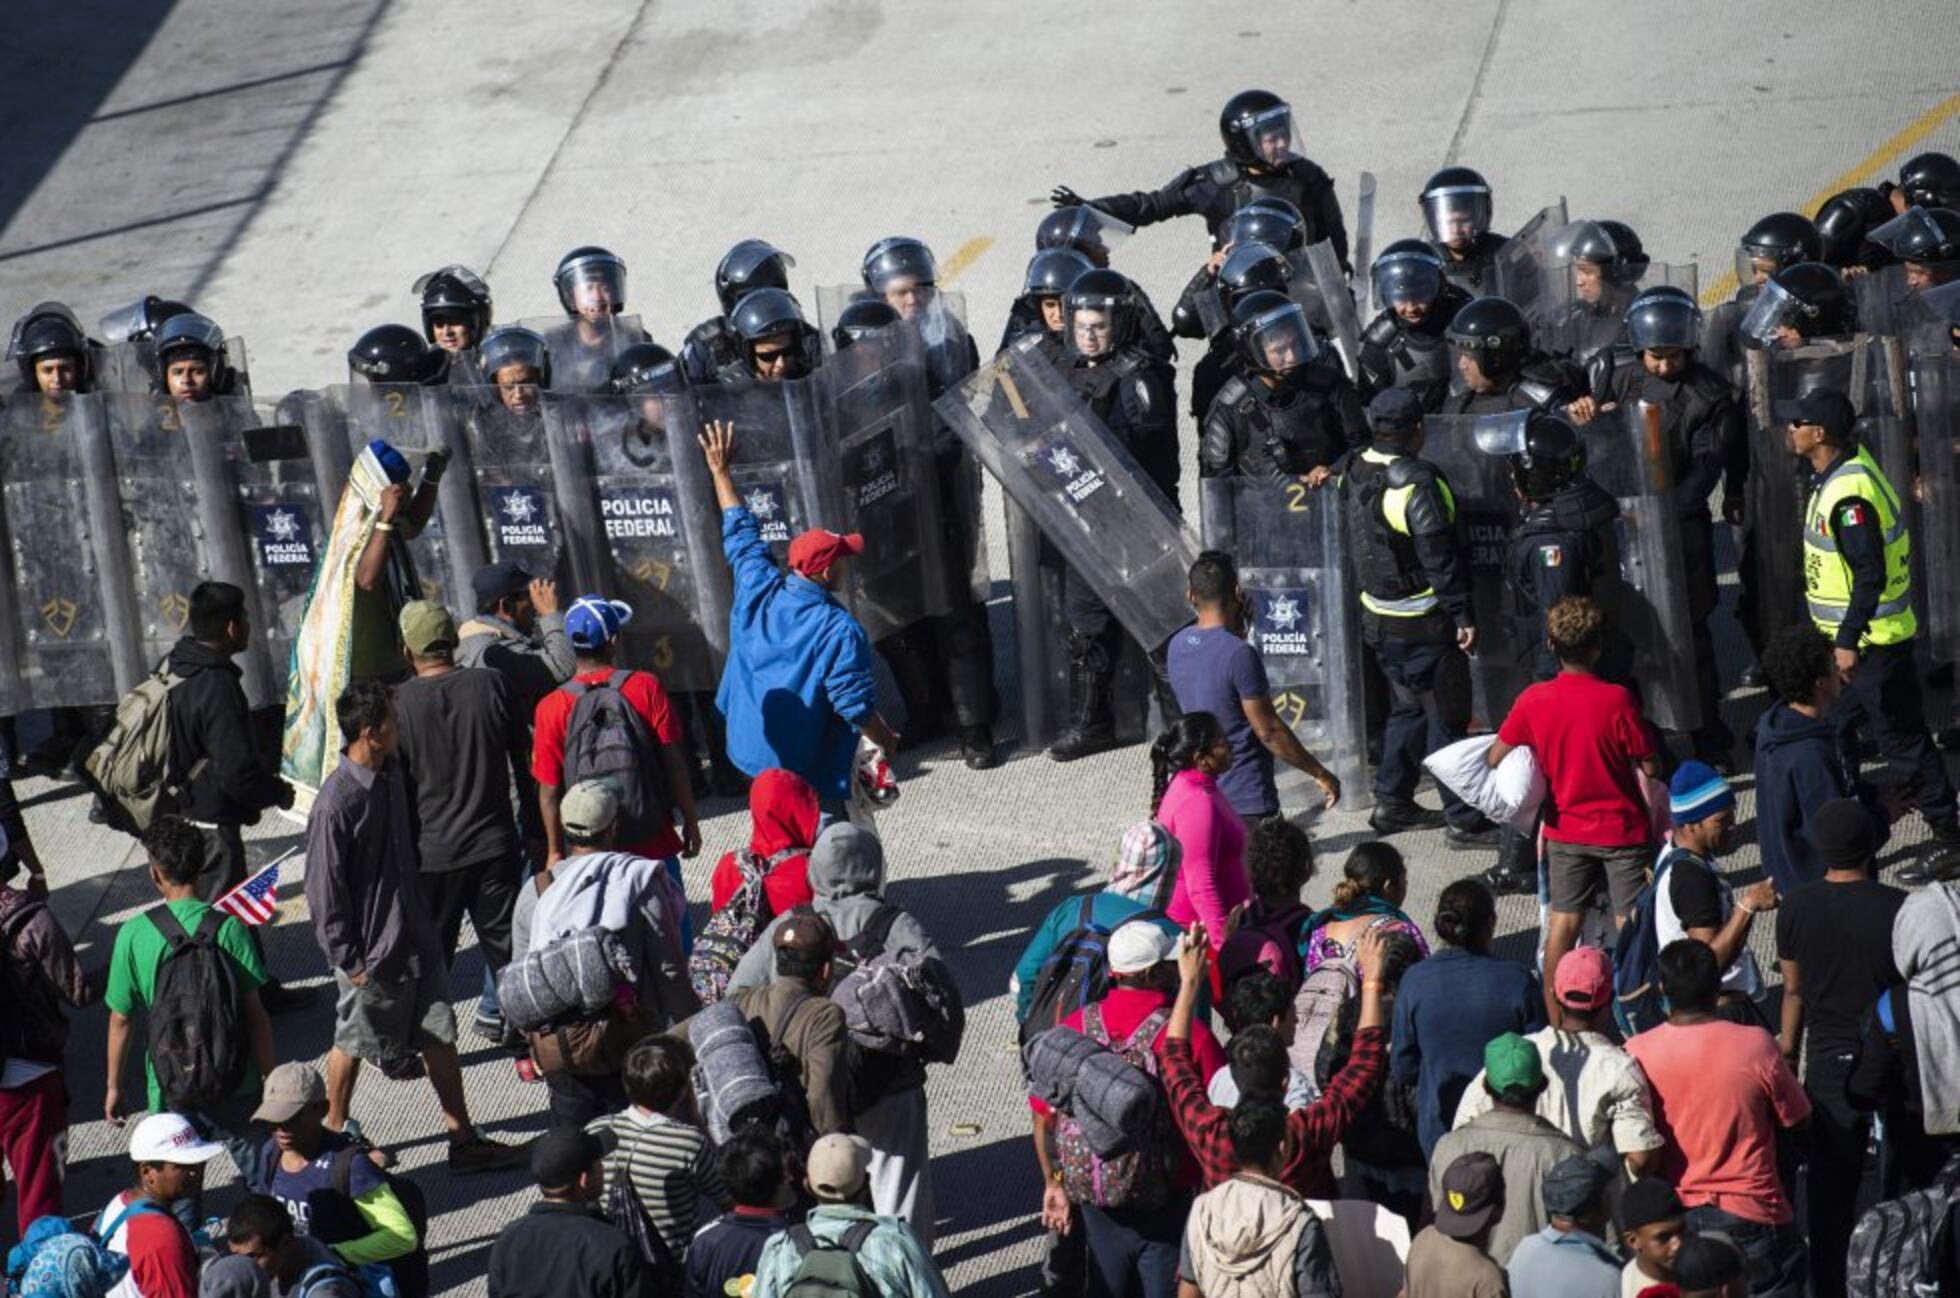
[1079,1194,1190,1298]
[1804,1048,1877,1297]
[423,851,523,978]
[1370,633,1475,826]
[1833,639,1957,825]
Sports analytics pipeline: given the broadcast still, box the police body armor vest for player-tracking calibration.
[1209,364,1348,479]
[1342,450,1429,605]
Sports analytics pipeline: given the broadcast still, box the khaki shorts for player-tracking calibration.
[332,965,456,1062]
[1545,840,1652,916]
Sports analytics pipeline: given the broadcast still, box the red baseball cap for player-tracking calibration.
[787,528,864,578]
[1553,945,1613,1011]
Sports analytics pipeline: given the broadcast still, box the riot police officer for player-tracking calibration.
[1051,89,1348,263]
[547,246,650,391]
[1884,151,1960,214]
[414,265,492,387]
[832,299,902,352]
[97,295,194,392]
[1816,188,1900,270]
[1744,261,1859,350]
[604,343,685,467]
[998,248,1093,354]
[152,313,240,403]
[1338,388,1491,844]
[1420,167,1510,295]
[1782,388,1960,861]
[479,325,551,419]
[1441,297,1589,418]
[719,288,821,385]
[1358,239,1471,408]
[1049,270,1181,761]
[346,323,450,386]
[1589,287,1745,765]
[1553,220,1651,360]
[1179,241,1293,430]
[1867,205,1960,294]
[1702,212,1821,388]
[8,303,101,396]
[1020,206,1178,364]
[680,239,797,382]
[1200,291,1364,481]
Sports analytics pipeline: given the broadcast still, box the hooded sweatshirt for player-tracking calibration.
[1753,701,1888,894]
[1183,1174,1340,1298]
[1894,884,1960,1136]
[709,769,821,917]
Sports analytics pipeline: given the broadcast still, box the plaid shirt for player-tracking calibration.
[1161,1026,1387,1200]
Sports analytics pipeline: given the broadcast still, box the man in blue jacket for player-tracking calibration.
[700,420,900,810]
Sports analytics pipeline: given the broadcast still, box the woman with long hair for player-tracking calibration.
[1301,842,1430,974]
[1152,712,1249,950]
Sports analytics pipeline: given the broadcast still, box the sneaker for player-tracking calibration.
[1481,865,1537,897]
[1368,799,1446,836]
[1896,850,1960,887]
[377,1052,425,1082]
[960,726,999,771]
[472,1006,507,1044]
[448,1132,532,1175]
[1444,823,1500,850]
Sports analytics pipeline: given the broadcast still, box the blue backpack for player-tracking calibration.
[1612,850,1680,1037]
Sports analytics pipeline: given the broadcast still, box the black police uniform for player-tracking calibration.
[1507,477,1627,685]
[1199,361,1366,480]
[1593,349,1745,758]
[1431,232,1511,297]
[1357,284,1471,409]
[1439,354,1586,418]
[1086,156,1349,264]
[1001,280,1177,365]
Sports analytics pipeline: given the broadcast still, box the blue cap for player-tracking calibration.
[565,596,633,650]
[1367,386,1424,436]
[365,439,412,485]
[1669,760,1734,823]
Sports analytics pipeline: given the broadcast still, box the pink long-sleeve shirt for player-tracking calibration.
[1161,768,1249,946]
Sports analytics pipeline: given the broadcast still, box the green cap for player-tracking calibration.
[399,600,458,655]
[1484,1031,1544,1094]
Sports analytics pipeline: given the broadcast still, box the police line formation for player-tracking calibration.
[2,85,1960,1295]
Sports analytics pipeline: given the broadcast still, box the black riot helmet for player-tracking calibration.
[1738,213,1822,285]
[1503,413,1588,500]
[1815,188,1897,268]
[1063,268,1138,360]
[1446,296,1532,377]
[414,265,492,343]
[608,342,681,396]
[1867,206,1960,271]
[1231,290,1319,377]
[554,246,627,318]
[714,239,795,317]
[1898,152,1960,211]
[832,299,900,352]
[1020,249,1094,305]
[1218,89,1297,169]
[1773,262,1856,337]
[1564,220,1648,285]
[1216,241,1291,309]
[1624,286,1701,353]
[730,288,816,378]
[1420,167,1494,247]
[1037,205,1129,267]
[347,323,447,385]
[1372,239,1446,308]
[98,295,193,345]
[479,324,551,388]
[1221,198,1307,255]
[153,312,230,390]
[8,302,95,391]
[862,237,937,292]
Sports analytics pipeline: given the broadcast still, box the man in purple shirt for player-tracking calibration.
[1166,551,1339,819]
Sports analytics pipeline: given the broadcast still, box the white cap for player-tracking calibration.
[128,1113,225,1165]
[1107,920,1176,975]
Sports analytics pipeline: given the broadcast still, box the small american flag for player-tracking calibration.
[214,849,297,927]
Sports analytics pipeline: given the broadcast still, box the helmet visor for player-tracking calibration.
[1039,205,1135,261]
[1065,292,1130,359]
[1243,300,1319,373]
[1739,279,1801,347]
[557,259,625,319]
[1625,293,1701,352]
[1422,188,1491,246]
[1239,104,1298,167]
[1373,250,1444,307]
[1470,409,1530,458]
[480,326,550,378]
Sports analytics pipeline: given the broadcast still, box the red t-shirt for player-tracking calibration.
[1496,671,1655,846]
[532,668,683,859]
[1626,1019,1812,1224]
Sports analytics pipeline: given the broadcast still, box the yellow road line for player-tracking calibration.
[939,235,994,285]
[1698,90,1960,307]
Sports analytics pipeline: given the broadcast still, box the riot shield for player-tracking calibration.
[445,386,603,591]
[1917,350,1960,664]
[1303,240,1362,383]
[0,393,137,710]
[1545,263,1699,363]
[101,394,320,708]
[935,334,1198,735]
[551,393,721,691]
[1417,412,1529,728]
[521,314,648,394]
[1199,476,1369,815]
[1352,171,1377,319]
[1491,200,1571,330]
[1742,340,1870,649]
[1586,403,1702,733]
[310,384,488,610]
[784,326,951,642]
[813,285,971,350]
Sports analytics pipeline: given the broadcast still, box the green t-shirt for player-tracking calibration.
[103,898,266,1112]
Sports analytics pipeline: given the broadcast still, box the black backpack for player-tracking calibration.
[145,906,247,1111]
[329,1146,431,1298]
[1846,1149,1960,1298]
[560,671,670,843]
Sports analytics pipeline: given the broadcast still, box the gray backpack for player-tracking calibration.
[559,671,668,843]
[1846,1152,1960,1298]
